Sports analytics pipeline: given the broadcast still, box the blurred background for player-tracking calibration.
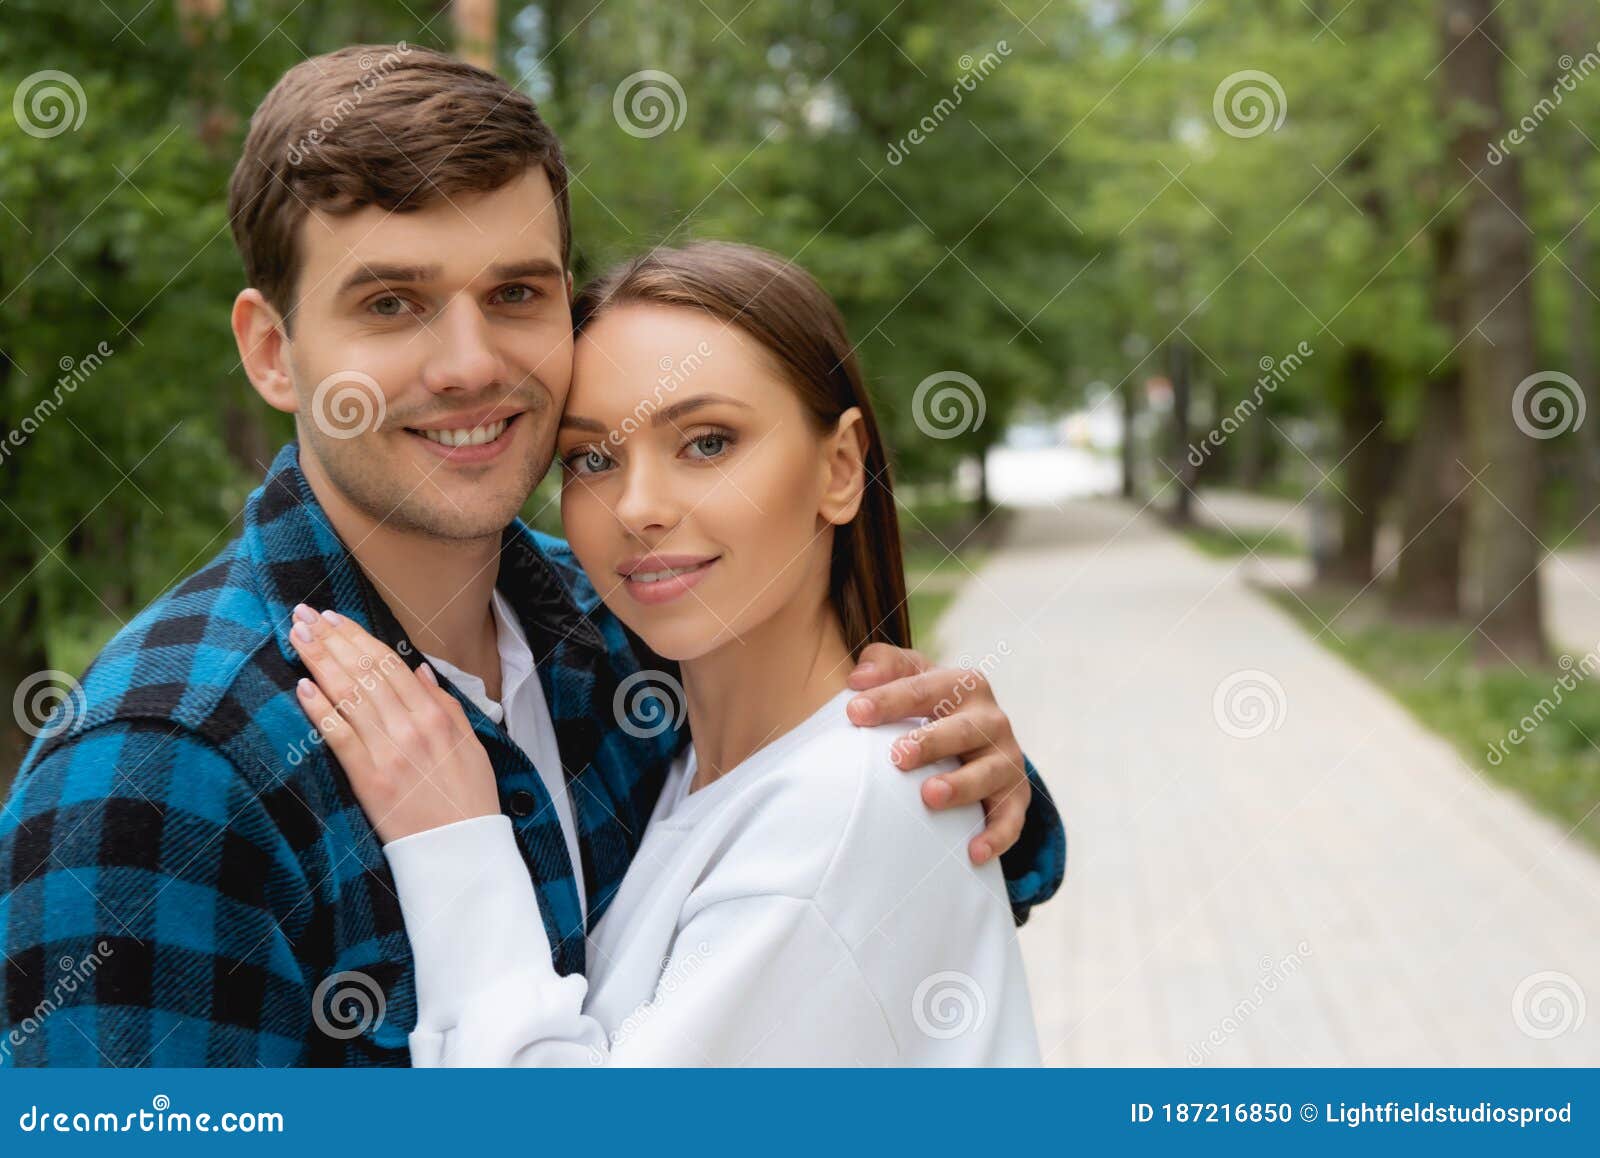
[4,0,1600,1064]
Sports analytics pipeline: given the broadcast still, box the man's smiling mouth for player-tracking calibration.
[412,417,510,447]
[403,409,524,461]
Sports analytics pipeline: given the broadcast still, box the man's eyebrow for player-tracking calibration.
[559,394,753,435]
[335,257,564,296]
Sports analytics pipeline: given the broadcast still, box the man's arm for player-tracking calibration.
[0,722,311,1066]
[843,643,1067,925]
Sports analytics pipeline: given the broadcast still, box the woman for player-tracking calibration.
[290,241,1039,1065]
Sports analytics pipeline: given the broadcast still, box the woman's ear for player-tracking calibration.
[819,407,869,526]
[232,288,297,414]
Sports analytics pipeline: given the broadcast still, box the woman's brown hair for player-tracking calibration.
[571,241,912,656]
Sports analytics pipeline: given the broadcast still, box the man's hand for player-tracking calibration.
[845,642,1030,866]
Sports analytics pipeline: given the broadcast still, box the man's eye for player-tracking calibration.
[496,284,542,305]
[371,295,415,317]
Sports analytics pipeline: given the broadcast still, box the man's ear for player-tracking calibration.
[232,288,297,414]
[819,406,869,526]
[565,268,575,300]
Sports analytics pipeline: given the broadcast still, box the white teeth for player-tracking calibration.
[417,418,509,447]
[631,564,706,583]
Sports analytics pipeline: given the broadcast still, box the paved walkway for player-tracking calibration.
[938,496,1600,1065]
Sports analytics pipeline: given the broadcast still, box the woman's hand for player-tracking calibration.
[844,642,1032,866]
[288,604,499,844]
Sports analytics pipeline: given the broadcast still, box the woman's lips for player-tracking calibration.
[619,557,720,606]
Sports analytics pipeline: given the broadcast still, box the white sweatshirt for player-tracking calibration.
[383,689,1040,1066]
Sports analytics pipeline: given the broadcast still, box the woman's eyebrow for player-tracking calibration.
[560,393,754,434]
[654,393,755,424]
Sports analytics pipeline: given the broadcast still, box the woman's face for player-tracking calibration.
[558,303,860,662]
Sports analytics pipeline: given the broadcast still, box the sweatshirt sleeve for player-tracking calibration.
[385,815,896,1066]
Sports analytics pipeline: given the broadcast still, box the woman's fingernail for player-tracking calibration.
[853,662,876,679]
[296,678,315,699]
[848,697,876,724]
[291,621,314,644]
[893,741,918,767]
[292,603,318,624]
[927,777,953,805]
[972,839,992,863]
[417,662,437,686]
[320,609,344,626]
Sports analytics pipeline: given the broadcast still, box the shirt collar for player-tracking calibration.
[243,442,604,669]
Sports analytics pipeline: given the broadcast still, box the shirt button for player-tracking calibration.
[507,789,537,818]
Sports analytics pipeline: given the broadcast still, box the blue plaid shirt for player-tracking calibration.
[1,443,1064,1066]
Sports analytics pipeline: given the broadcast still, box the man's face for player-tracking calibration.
[281,166,571,541]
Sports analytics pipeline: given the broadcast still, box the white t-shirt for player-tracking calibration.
[420,586,585,919]
[383,688,1040,1065]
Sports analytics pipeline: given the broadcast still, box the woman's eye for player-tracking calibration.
[565,446,614,475]
[685,432,730,460]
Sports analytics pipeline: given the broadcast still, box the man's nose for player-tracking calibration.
[420,297,504,395]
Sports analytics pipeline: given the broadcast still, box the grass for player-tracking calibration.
[1180,521,1303,560]
[899,495,1010,656]
[1267,585,1600,853]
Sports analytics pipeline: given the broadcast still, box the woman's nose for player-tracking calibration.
[612,453,680,535]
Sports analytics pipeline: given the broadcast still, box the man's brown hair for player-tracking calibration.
[227,43,570,328]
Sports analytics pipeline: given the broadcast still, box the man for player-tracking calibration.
[0,44,1063,1066]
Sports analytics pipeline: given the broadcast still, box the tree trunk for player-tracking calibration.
[1167,338,1194,524]
[1443,0,1547,665]
[1323,347,1387,585]
[1393,217,1468,617]
[453,0,498,70]
[1120,380,1139,499]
